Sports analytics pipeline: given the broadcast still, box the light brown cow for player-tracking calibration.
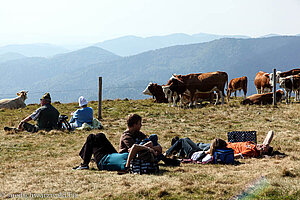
[254,71,272,94]
[162,71,228,107]
[241,90,285,105]
[227,76,248,100]
[0,91,28,109]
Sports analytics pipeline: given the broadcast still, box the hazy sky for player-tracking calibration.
[1,0,300,46]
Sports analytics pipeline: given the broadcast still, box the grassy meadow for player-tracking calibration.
[0,98,299,199]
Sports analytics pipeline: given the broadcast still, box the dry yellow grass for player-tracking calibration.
[0,98,299,199]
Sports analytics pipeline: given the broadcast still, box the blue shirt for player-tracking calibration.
[69,107,93,127]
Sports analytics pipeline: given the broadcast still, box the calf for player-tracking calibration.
[241,90,285,105]
[227,76,248,100]
[254,71,272,94]
[279,74,300,103]
[143,82,168,103]
[0,91,28,109]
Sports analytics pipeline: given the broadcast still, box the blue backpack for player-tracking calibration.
[213,148,234,164]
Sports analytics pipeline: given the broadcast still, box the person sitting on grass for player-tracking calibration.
[4,93,60,133]
[73,114,162,170]
[164,131,274,161]
[72,132,161,171]
[69,96,93,129]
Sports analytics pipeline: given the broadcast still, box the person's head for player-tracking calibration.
[127,114,142,131]
[40,93,51,105]
[78,96,88,107]
[257,144,273,156]
[209,138,228,155]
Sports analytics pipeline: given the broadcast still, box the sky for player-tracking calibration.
[1,0,300,46]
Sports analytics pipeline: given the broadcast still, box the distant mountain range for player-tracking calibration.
[94,33,250,56]
[0,52,26,63]
[1,35,300,104]
[0,43,70,57]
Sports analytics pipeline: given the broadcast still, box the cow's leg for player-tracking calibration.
[243,89,247,99]
[215,91,220,105]
[227,90,231,102]
[189,93,194,107]
[256,88,261,94]
[172,94,178,107]
[179,94,184,107]
[220,91,224,105]
[234,91,237,98]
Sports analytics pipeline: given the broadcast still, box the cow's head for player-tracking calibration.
[162,85,173,102]
[276,89,285,102]
[270,71,281,86]
[17,91,28,100]
[143,82,153,96]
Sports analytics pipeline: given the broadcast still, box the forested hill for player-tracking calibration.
[1,36,300,103]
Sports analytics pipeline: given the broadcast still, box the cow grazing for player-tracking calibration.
[143,82,168,103]
[270,68,300,86]
[254,71,272,94]
[227,76,248,100]
[241,90,285,105]
[279,74,300,103]
[162,71,228,107]
[0,91,28,109]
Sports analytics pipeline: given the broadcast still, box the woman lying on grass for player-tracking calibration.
[164,131,274,161]
[73,132,162,172]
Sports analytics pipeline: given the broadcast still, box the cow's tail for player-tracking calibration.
[224,73,229,97]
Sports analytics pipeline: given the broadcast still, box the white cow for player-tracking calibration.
[0,91,28,109]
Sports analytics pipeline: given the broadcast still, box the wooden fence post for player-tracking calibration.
[98,77,102,119]
[273,68,277,106]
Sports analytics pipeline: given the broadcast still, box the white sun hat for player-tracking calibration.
[78,96,88,107]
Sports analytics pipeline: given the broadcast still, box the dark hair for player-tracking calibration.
[209,138,227,155]
[127,114,142,127]
[267,146,273,156]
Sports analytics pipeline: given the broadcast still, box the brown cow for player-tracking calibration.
[142,82,168,103]
[241,90,285,105]
[162,71,228,107]
[254,71,272,94]
[227,76,248,100]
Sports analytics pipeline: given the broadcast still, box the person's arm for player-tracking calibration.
[125,144,154,168]
[18,116,32,129]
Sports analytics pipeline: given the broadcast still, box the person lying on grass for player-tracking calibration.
[164,131,274,161]
[73,132,161,171]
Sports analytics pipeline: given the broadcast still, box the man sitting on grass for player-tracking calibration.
[73,114,162,171]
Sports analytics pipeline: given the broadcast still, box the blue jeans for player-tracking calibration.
[166,138,210,158]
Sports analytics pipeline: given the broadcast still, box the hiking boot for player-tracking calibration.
[4,127,19,132]
[72,164,89,170]
[171,136,179,146]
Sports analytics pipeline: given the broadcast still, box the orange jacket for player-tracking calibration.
[227,141,260,158]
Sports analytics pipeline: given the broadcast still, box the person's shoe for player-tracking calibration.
[72,164,89,170]
[171,136,179,146]
[4,127,19,132]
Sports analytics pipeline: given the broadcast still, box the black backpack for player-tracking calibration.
[57,115,72,131]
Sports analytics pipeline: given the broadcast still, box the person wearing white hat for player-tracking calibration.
[69,96,93,129]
